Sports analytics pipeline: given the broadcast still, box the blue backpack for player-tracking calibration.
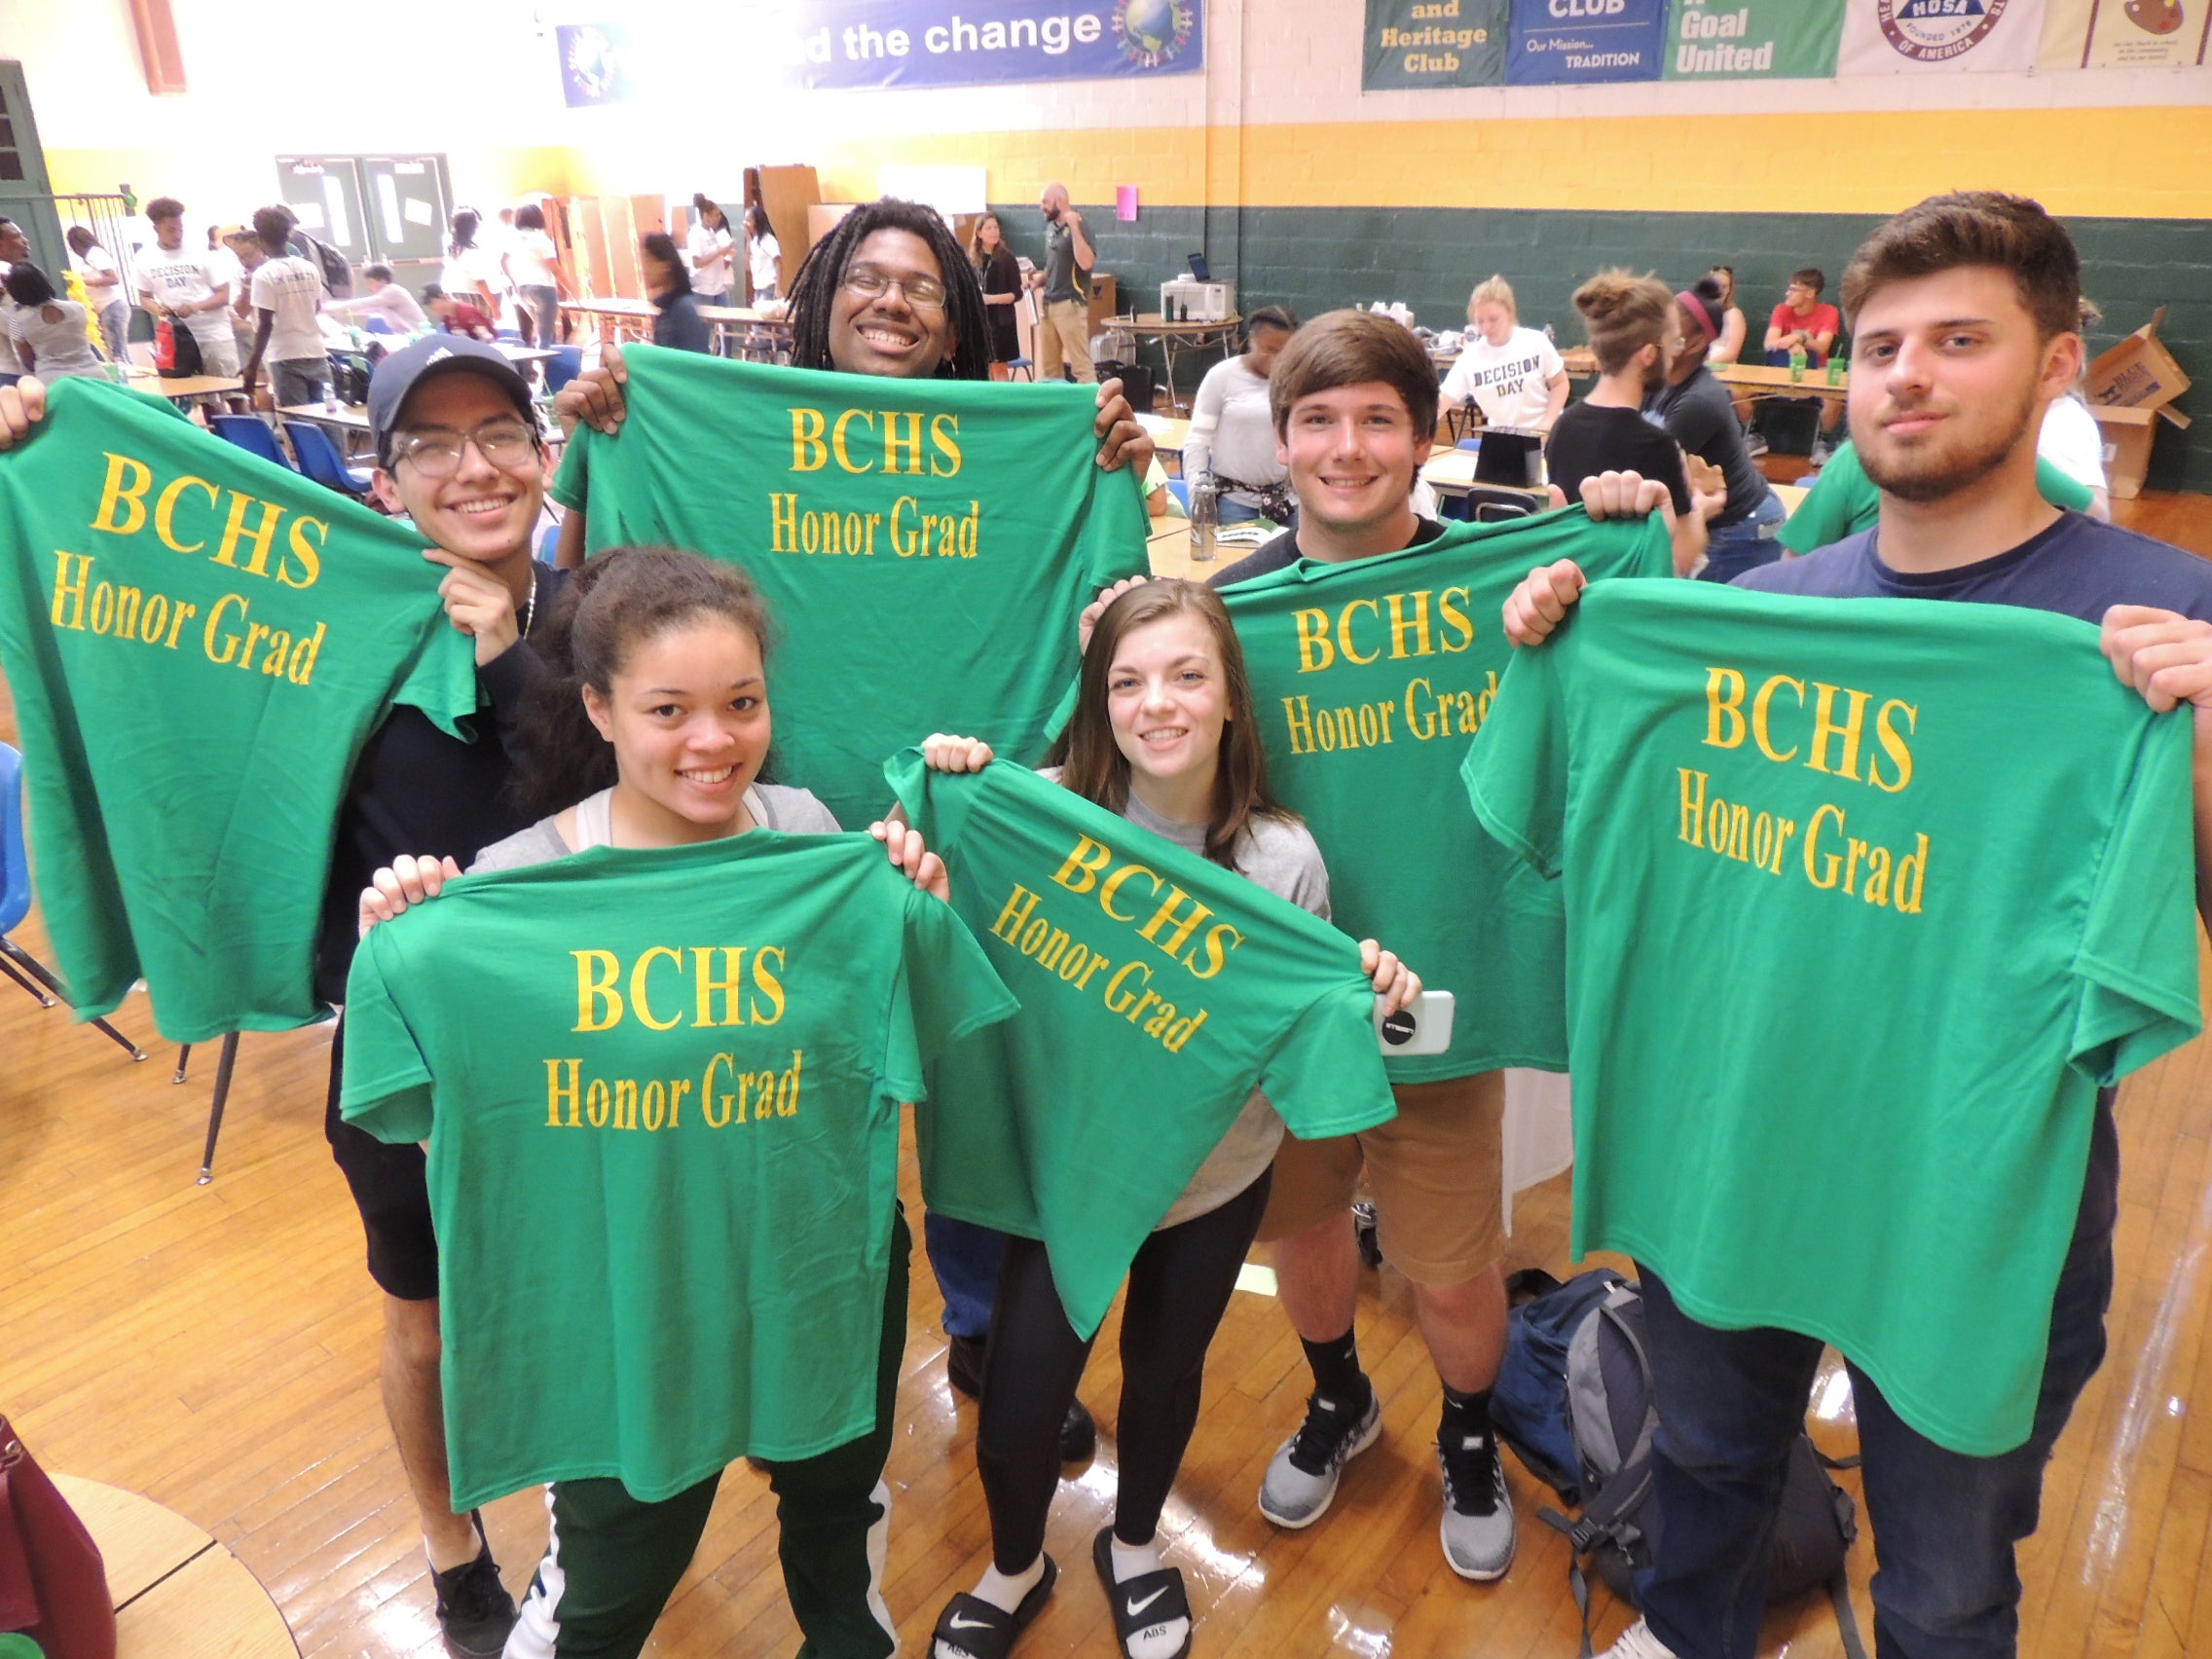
[1491,1268,1866,1658]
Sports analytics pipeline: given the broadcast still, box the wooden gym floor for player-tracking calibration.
[4,493,2211,1659]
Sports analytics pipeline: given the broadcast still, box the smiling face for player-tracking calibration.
[584,616,771,843]
[1849,265,2076,505]
[1278,382,1431,546]
[1106,610,1227,802]
[828,228,953,379]
[370,371,544,563]
[1470,301,1515,348]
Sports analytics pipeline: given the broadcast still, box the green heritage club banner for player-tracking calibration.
[1664,0,1845,78]
[1363,0,1510,87]
[890,754,1395,1337]
[1217,508,1673,1083]
[0,377,478,1042]
[553,348,1150,829]
[1463,581,2201,1455]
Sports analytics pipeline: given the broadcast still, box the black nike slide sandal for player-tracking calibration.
[1091,1526,1194,1659]
[930,1555,1058,1659]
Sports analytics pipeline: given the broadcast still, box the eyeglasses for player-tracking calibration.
[390,419,539,479]
[843,264,947,311]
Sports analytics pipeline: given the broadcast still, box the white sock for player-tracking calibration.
[970,1554,1047,1615]
[1109,1533,1189,1659]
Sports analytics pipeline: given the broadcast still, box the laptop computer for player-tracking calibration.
[1472,425,1545,489]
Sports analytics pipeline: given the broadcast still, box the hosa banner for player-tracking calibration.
[1837,0,2052,73]
[1362,0,1510,89]
[1508,0,1669,84]
[776,0,1202,90]
[1664,0,1845,78]
[2039,0,2208,66]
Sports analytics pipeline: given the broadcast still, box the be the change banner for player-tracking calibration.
[1837,0,2051,73]
[1507,0,1669,82]
[1665,0,1846,78]
[1363,0,1510,88]
[775,0,1203,90]
[2039,0,2208,67]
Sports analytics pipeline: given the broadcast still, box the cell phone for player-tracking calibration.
[1375,989,1455,1057]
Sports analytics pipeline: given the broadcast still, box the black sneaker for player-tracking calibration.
[432,1514,518,1659]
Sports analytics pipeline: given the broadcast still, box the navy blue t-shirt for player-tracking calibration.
[1734,511,2212,625]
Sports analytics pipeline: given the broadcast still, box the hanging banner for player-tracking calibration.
[774,0,1203,90]
[2039,0,2209,66]
[1837,0,2052,73]
[1508,0,1669,83]
[1664,0,1847,78]
[1364,0,1511,88]
[557,23,635,106]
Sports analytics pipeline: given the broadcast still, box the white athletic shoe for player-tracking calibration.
[1257,1388,1382,1529]
[1598,1617,1680,1659]
[1436,1427,1515,1581]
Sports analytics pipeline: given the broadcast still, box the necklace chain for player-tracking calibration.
[522,571,538,640]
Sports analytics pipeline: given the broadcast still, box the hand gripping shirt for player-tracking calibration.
[888,753,1397,1338]
[0,377,478,1041]
[551,348,1151,827]
[1461,580,2202,1456]
[1216,508,1673,1081]
[339,832,1015,1507]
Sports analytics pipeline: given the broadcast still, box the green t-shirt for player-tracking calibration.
[1778,439,2093,554]
[889,752,1396,1338]
[1218,508,1674,1081]
[1462,580,2201,1456]
[339,831,1015,1508]
[0,377,478,1041]
[551,347,1150,827]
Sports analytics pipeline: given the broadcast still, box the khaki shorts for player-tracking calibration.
[1258,1069,1504,1285]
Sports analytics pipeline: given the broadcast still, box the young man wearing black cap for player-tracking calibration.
[0,339,559,1653]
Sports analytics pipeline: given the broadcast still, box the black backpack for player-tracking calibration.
[1490,1269,1866,1659]
[288,230,353,299]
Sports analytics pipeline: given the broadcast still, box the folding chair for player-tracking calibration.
[0,741,145,1062]
[209,415,293,469]
[363,316,394,335]
[170,1032,242,1183]
[543,346,585,397]
[283,422,374,499]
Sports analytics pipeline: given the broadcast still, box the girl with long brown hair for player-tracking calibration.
[924,578,1419,1659]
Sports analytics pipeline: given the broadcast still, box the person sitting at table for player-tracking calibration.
[1763,265,1844,454]
[1184,305,1298,525]
[1704,265,1749,365]
[423,284,498,343]
[324,264,429,336]
[1545,270,1718,575]
[1439,276,1567,433]
[640,232,712,355]
[3,263,106,381]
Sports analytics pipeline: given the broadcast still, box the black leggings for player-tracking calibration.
[976,1170,1272,1569]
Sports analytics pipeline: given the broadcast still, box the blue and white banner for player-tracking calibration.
[558,23,636,106]
[1507,0,1668,82]
[776,0,1203,90]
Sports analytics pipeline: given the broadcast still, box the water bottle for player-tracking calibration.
[1788,342,1807,384]
[1190,478,1218,564]
[1544,322,1557,344]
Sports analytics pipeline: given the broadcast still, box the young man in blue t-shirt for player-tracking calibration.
[1501,192,2212,1659]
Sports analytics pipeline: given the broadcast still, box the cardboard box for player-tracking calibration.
[2090,404,2163,501]
[2084,308,2192,495]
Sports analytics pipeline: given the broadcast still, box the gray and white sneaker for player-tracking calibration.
[1597,1617,1678,1659]
[1437,1425,1515,1580]
[1258,1389,1382,1528]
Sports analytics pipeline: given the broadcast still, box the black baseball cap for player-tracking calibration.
[368,336,535,466]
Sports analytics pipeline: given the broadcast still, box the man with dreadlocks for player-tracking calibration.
[552,194,1149,1467]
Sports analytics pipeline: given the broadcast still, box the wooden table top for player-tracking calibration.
[1128,313,1241,335]
[126,369,241,399]
[53,1474,297,1657]
[1137,413,1192,454]
[1714,361,1848,398]
[277,402,371,430]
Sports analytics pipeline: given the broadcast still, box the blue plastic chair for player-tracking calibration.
[363,316,393,335]
[544,346,585,396]
[209,415,294,469]
[1166,477,1191,512]
[1007,356,1036,382]
[1456,437,1483,453]
[537,523,563,565]
[496,327,525,343]
[283,422,375,498]
[0,741,144,1059]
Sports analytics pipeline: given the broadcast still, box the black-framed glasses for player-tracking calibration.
[390,419,539,479]
[843,264,947,311]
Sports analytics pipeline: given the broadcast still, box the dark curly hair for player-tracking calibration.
[785,198,992,382]
[512,546,779,817]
